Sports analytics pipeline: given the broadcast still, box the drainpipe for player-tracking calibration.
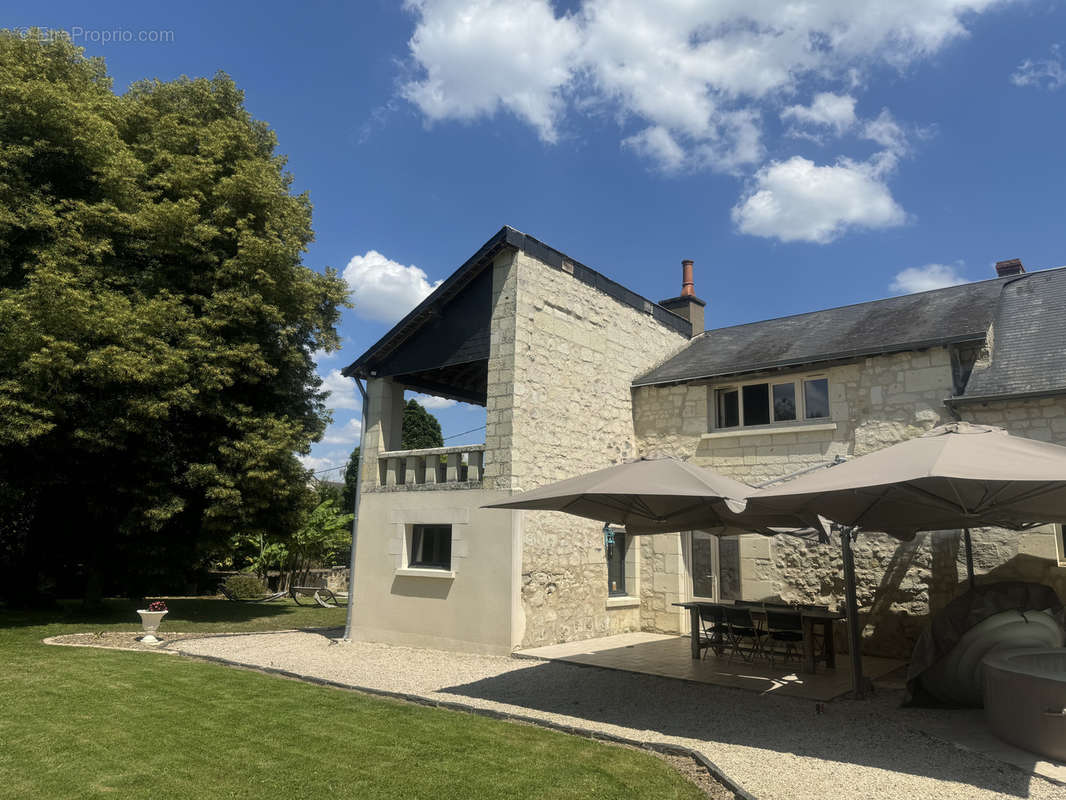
[342,376,369,642]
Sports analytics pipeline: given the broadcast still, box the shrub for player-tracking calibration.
[223,573,266,600]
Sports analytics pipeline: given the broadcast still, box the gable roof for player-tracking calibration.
[633,271,1065,389]
[954,267,1066,402]
[343,226,690,380]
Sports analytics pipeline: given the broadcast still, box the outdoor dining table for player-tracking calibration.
[674,601,845,674]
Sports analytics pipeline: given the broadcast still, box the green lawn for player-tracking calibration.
[0,599,704,800]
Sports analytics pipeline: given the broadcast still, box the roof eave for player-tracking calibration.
[342,226,522,379]
[946,387,1066,405]
[632,332,988,388]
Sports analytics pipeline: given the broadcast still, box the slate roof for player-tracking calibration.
[633,268,1066,393]
[955,267,1066,401]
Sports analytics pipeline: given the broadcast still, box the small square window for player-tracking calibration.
[410,525,451,569]
[804,378,830,419]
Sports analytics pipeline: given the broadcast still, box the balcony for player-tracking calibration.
[374,444,485,490]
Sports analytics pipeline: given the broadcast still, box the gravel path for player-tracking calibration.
[170,631,1060,800]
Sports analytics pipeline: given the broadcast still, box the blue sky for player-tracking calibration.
[12,1,1066,478]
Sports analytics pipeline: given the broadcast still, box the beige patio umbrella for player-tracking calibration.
[745,422,1066,696]
[484,456,823,535]
[748,422,1066,538]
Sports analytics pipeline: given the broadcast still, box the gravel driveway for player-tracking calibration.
[171,630,1061,800]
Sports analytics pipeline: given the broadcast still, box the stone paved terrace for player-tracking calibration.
[516,632,905,702]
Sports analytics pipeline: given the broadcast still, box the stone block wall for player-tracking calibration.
[958,396,1066,599]
[640,532,686,634]
[482,249,521,492]
[502,250,689,648]
[632,347,1066,658]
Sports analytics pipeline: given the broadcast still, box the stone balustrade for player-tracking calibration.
[376,444,485,489]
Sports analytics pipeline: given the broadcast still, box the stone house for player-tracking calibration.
[341,228,1066,658]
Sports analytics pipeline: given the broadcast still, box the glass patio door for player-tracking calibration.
[689,530,720,602]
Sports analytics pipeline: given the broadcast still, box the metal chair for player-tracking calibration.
[722,605,766,662]
[697,605,725,659]
[765,609,805,667]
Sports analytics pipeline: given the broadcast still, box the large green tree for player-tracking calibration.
[0,32,347,600]
[402,400,444,450]
[341,447,360,514]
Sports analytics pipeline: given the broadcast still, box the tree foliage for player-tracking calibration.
[227,480,351,586]
[287,496,353,580]
[341,446,360,513]
[0,32,348,600]
[402,400,444,450]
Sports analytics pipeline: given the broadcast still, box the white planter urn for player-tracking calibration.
[137,609,168,644]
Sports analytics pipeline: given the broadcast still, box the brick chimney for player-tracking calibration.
[659,258,706,336]
[995,258,1025,277]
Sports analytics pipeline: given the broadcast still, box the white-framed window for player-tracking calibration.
[1056,524,1066,567]
[409,524,452,570]
[604,525,639,604]
[710,374,830,430]
[606,529,628,596]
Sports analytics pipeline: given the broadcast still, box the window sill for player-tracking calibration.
[701,422,837,441]
[395,567,456,579]
[606,596,640,609]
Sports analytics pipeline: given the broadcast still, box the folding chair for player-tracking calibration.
[697,605,726,659]
[765,609,805,667]
[722,605,766,662]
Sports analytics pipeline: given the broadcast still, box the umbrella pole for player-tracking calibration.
[840,526,866,699]
[963,528,976,590]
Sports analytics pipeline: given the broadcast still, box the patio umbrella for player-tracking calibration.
[483,456,822,535]
[745,422,1066,696]
[747,422,1066,538]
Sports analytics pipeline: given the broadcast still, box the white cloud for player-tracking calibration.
[1011,46,1066,91]
[862,108,908,153]
[732,155,906,244]
[320,369,360,410]
[401,0,1005,171]
[890,263,967,294]
[691,110,764,175]
[321,418,363,446]
[407,392,458,410]
[311,344,346,367]
[299,450,351,475]
[343,250,442,324]
[782,93,858,135]
[402,0,582,143]
[621,126,685,172]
